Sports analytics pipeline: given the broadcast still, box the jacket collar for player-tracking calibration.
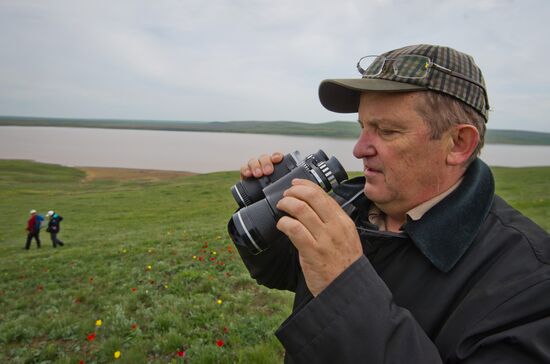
[402,158,494,272]
[337,158,495,273]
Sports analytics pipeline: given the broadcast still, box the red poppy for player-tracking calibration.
[87,332,96,342]
[131,287,137,292]
[223,326,229,333]
[177,350,185,357]
[209,257,216,261]
[131,323,138,330]
[74,298,82,304]
[80,361,85,364]
[198,256,204,262]
[36,285,44,292]
[216,339,224,347]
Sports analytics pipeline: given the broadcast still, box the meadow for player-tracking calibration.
[0,160,548,363]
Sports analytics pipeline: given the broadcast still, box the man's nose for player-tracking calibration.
[353,128,376,159]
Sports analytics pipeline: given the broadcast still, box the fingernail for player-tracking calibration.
[254,168,262,176]
[264,165,273,174]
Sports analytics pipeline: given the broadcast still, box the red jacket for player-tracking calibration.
[26,215,36,232]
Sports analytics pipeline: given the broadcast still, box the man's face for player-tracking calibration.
[353,92,452,216]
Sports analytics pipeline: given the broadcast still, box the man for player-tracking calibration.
[25,209,42,249]
[233,44,550,363]
[46,210,64,248]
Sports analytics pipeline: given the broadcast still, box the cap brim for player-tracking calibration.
[319,78,427,113]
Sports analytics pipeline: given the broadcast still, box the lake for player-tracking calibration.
[1,126,549,173]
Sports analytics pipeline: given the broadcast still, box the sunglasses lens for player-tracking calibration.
[358,56,385,77]
[393,55,430,78]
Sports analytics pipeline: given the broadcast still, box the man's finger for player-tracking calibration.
[277,196,324,239]
[283,179,345,223]
[276,215,316,251]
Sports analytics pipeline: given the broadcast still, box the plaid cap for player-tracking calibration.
[319,44,490,122]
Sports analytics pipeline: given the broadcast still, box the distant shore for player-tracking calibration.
[1,116,550,146]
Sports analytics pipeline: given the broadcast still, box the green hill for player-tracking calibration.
[1,116,549,145]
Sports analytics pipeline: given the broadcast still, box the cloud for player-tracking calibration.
[0,0,548,131]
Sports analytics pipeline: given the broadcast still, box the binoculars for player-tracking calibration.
[228,150,348,254]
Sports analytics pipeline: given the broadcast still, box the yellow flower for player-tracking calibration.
[122,249,127,253]
[95,319,102,327]
[212,251,217,255]
[217,299,223,305]
[192,255,197,260]
[114,350,121,359]
[147,265,152,270]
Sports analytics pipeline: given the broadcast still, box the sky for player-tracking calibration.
[1,0,549,132]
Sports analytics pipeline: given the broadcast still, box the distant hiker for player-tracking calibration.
[46,210,64,248]
[25,209,41,249]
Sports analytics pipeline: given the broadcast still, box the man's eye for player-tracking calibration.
[379,129,397,136]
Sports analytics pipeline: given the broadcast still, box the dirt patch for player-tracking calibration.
[78,167,196,182]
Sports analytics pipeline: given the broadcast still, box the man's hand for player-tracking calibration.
[276,178,363,297]
[240,152,284,179]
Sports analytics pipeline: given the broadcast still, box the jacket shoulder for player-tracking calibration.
[489,195,550,264]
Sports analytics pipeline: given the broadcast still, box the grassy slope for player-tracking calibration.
[0,161,292,363]
[0,161,548,363]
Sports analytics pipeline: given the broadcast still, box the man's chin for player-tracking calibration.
[363,184,390,204]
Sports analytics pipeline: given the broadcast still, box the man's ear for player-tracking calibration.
[446,124,480,166]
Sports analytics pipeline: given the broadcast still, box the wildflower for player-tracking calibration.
[80,361,85,364]
[217,299,223,305]
[89,277,94,283]
[87,332,96,342]
[146,265,152,271]
[177,350,186,357]
[216,339,224,347]
[148,249,153,253]
[223,326,229,333]
[122,249,128,253]
[114,350,121,359]
[131,287,137,292]
[96,319,102,327]
[192,255,197,260]
[131,323,138,330]
[212,251,217,255]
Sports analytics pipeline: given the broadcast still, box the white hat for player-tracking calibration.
[47,210,54,217]
[30,209,37,214]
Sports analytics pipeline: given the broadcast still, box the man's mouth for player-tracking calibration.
[364,166,382,177]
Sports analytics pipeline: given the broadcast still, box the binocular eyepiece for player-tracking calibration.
[228,150,348,254]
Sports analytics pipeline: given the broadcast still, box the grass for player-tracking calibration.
[0,160,548,363]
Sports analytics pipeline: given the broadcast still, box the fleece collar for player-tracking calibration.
[336,158,495,273]
[403,159,494,272]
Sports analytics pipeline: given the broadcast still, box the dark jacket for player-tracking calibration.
[47,214,63,233]
[233,159,550,363]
